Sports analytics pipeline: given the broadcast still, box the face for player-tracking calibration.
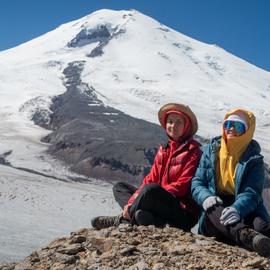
[166,113,185,141]
[224,120,246,138]
[225,128,240,139]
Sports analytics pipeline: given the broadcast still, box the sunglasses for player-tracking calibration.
[223,120,246,134]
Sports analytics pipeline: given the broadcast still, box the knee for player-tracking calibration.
[112,181,127,195]
[140,183,162,198]
[253,217,270,235]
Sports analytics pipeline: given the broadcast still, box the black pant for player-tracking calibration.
[113,182,197,231]
[204,196,270,245]
[113,182,137,209]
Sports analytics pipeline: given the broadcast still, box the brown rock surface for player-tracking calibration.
[1,225,270,270]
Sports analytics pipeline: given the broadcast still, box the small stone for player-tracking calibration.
[69,235,86,244]
[88,237,114,253]
[195,238,213,246]
[57,253,77,264]
[58,243,84,255]
[29,251,40,263]
[152,262,165,270]
[118,224,133,232]
[120,246,138,256]
[129,239,141,245]
[14,261,32,270]
[169,256,182,264]
[128,261,149,270]
[242,257,265,268]
[152,234,162,240]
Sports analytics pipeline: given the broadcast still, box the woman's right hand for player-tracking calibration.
[123,204,131,220]
[202,196,223,211]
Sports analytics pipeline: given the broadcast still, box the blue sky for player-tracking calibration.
[1,0,269,71]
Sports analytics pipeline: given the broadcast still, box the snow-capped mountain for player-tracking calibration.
[1,9,270,166]
[0,9,270,262]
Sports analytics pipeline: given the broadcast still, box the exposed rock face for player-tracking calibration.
[38,61,167,184]
[1,225,269,270]
[67,23,126,58]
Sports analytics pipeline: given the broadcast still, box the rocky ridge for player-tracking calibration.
[25,60,167,184]
[1,224,269,270]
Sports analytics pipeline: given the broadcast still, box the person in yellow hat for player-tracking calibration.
[192,108,270,257]
[92,103,202,230]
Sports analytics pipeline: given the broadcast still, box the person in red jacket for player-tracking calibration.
[91,103,202,230]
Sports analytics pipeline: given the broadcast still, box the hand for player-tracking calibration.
[220,207,240,226]
[202,196,223,211]
[123,204,131,220]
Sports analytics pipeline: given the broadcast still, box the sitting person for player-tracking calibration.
[192,108,270,257]
[92,102,202,230]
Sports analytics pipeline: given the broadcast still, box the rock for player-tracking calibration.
[152,262,165,270]
[88,237,114,253]
[120,246,139,256]
[69,235,86,244]
[58,243,84,255]
[14,261,32,270]
[242,257,266,268]
[128,261,149,270]
[57,254,77,264]
[3,225,270,269]
[29,251,40,263]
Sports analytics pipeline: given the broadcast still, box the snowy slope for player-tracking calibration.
[0,9,270,262]
[0,165,120,262]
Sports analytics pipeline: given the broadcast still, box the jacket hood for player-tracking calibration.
[223,108,255,137]
[158,103,198,137]
[222,108,256,154]
[209,136,261,157]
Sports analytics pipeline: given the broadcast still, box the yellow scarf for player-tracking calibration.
[216,109,255,195]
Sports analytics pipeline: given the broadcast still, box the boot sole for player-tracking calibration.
[253,235,270,258]
[91,216,121,229]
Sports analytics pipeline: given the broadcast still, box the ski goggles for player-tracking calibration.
[223,120,246,134]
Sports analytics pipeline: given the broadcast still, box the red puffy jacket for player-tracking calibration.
[128,138,202,218]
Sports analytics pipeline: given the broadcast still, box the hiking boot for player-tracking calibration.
[238,227,270,257]
[135,210,166,227]
[91,214,122,229]
[253,234,270,257]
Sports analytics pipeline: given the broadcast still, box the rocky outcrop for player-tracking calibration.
[35,61,167,183]
[1,225,269,270]
[67,24,126,58]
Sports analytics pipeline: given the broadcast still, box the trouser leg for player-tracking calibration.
[204,205,246,244]
[204,205,270,247]
[245,214,270,237]
[129,183,197,230]
[238,215,270,257]
[91,182,136,229]
[112,182,137,209]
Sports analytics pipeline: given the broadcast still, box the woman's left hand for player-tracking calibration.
[220,207,240,226]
